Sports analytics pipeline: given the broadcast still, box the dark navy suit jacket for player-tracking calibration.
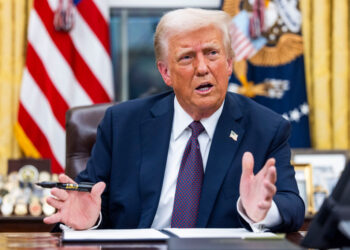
[76,91,305,232]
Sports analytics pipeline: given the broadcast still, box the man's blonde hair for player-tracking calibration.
[154,8,233,62]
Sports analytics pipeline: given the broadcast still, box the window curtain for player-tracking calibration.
[301,0,349,149]
[0,0,32,175]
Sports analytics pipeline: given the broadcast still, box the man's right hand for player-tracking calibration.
[43,174,106,230]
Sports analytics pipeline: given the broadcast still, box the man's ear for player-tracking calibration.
[157,61,172,87]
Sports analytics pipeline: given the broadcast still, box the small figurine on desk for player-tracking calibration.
[51,174,59,182]
[18,165,39,184]
[14,197,28,216]
[1,194,14,216]
[29,197,42,217]
[42,196,56,216]
[39,171,51,183]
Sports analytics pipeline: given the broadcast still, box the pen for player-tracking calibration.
[36,182,95,192]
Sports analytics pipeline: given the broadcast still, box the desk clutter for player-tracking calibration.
[0,159,56,217]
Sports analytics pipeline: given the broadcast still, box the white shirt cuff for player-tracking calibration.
[59,212,102,231]
[236,197,282,232]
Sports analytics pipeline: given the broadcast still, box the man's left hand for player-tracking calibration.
[239,152,277,222]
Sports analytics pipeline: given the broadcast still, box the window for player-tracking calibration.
[110,9,170,101]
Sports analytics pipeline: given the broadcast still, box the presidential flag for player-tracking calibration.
[15,0,114,173]
[226,0,310,147]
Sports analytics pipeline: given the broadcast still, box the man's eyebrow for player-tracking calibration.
[175,48,194,58]
[202,42,221,50]
[176,42,221,57]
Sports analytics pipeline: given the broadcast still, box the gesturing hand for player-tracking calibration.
[239,152,277,222]
[43,174,106,230]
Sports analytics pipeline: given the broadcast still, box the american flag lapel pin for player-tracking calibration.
[229,130,238,141]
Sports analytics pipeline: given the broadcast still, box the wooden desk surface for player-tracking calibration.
[0,232,304,249]
[0,216,54,232]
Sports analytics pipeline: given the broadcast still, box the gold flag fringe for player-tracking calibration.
[222,0,241,17]
[249,33,304,66]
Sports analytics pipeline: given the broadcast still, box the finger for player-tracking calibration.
[263,181,277,199]
[46,197,64,210]
[91,182,106,199]
[266,165,277,184]
[258,200,272,210]
[261,158,276,177]
[241,152,254,180]
[51,188,69,201]
[43,213,62,224]
[58,174,77,184]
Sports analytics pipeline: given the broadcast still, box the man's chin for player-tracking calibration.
[193,102,222,117]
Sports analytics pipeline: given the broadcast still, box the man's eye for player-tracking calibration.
[209,50,218,56]
[180,55,191,60]
[178,55,192,63]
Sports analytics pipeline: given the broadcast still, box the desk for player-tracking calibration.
[0,216,54,232]
[0,232,304,249]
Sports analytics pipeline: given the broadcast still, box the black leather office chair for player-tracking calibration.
[65,103,114,178]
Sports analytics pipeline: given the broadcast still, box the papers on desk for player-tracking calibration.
[62,228,169,242]
[62,228,279,242]
[163,228,279,239]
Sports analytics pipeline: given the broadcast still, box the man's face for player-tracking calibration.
[157,25,232,120]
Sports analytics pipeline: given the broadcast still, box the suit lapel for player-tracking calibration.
[137,93,174,228]
[197,94,245,227]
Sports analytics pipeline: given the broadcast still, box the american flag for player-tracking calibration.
[229,10,266,61]
[15,0,113,173]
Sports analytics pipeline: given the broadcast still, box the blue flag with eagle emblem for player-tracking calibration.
[224,0,310,148]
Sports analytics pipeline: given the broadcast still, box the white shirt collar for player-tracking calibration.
[172,96,224,141]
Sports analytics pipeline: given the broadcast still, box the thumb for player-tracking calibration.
[241,152,254,180]
[58,173,76,184]
[91,182,106,199]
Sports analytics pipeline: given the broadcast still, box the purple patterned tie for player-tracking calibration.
[171,121,205,228]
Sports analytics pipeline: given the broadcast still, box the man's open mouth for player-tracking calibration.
[196,83,213,92]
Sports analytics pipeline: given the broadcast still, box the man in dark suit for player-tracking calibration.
[44,8,304,232]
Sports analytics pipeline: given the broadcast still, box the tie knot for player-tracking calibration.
[189,121,204,138]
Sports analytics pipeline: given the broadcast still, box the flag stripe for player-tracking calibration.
[46,0,113,99]
[235,39,251,54]
[28,10,93,107]
[26,43,68,128]
[236,42,254,57]
[34,0,110,103]
[20,69,66,168]
[245,46,256,58]
[75,0,110,55]
[92,0,109,22]
[70,11,114,99]
[232,32,246,48]
[48,0,114,99]
[237,45,255,61]
[18,104,62,173]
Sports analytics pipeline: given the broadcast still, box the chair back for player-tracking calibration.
[65,103,114,178]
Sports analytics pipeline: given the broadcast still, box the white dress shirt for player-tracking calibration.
[151,97,281,231]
